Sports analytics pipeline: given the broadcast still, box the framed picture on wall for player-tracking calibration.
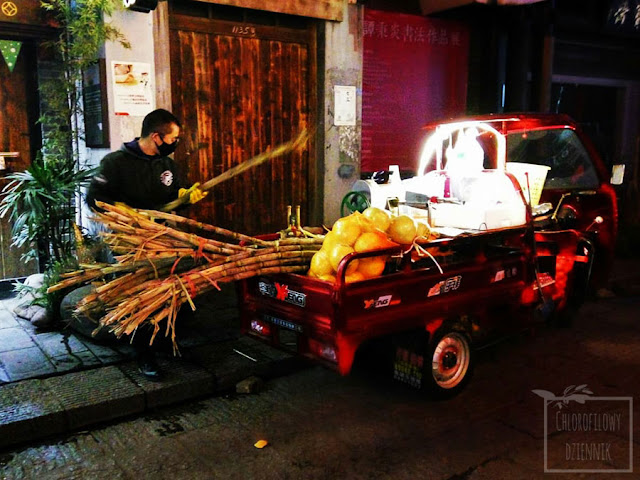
[82,59,110,148]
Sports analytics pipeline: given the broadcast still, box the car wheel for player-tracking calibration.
[425,330,473,398]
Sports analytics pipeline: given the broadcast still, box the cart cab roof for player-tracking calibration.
[422,113,578,135]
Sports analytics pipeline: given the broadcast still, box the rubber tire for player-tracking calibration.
[424,329,474,399]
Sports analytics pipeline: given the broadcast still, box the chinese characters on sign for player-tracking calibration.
[606,0,640,33]
[334,85,356,126]
[111,61,154,116]
[361,10,469,173]
[362,18,464,46]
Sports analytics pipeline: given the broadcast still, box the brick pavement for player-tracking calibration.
[0,294,136,383]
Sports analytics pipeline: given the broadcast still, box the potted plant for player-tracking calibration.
[0,0,129,322]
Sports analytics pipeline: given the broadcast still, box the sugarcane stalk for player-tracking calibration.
[102,264,308,349]
[137,210,265,248]
[161,128,308,212]
[46,270,104,293]
[93,253,312,332]
[126,216,243,256]
[122,290,174,336]
[48,195,324,351]
[77,266,176,311]
[47,256,186,294]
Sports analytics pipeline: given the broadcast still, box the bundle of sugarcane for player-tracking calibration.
[48,202,322,352]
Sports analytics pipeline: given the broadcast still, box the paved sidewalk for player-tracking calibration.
[0,292,135,384]
[0,283,244,384]
[0,283,303,451]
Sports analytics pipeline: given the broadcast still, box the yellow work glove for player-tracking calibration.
[179,182,208,205]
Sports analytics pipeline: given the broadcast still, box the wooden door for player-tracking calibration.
[169,10,317,235]
[0,38,38,279]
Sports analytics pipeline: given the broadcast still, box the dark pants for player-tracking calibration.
[129,305,191,358]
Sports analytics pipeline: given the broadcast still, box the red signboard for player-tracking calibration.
[362,10,469,173]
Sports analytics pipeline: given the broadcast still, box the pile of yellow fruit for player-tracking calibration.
[308,207,432,283]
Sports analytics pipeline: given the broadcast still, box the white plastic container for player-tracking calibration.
[351,165,405,210]
[429,201,526,230]
[428,170,527,230]
[505,162,550,206]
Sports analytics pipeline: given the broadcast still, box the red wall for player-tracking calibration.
[362,10,469,173]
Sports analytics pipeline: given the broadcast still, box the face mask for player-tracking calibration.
[157,139,178,156]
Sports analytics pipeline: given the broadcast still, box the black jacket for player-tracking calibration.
[86,140,184,211]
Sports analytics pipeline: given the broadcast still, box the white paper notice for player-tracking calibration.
[611,164,625,185]
[112,61,154,116]
[334,85,356,126]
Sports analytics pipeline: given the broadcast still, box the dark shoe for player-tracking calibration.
[137,353,163,381]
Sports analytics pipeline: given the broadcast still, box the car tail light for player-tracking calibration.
[309,338,337,363]
[250,319,272,337]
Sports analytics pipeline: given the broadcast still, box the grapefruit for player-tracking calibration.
[416,220,431,239]
[317,273,336,283]
[329,243,359,274]
[355,213,377,233]
[357,256,387,279]
[345,271,365,283]
[309,250,333,277]
[332,215,361,246]
[354,231,396,253]
[388,215,417,244]
[320,230,339,253]
[362,207,391,232]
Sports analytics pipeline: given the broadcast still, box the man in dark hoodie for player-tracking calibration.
[87,108,205,210]
[86,108,207,380]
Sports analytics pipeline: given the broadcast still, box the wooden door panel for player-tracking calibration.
[170,18,313,236]
[0,38,37,279]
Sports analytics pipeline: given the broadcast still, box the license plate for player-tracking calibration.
[262,314,304,333]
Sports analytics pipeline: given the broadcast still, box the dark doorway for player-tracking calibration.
[551,83,619,170]
[0,38,39,280]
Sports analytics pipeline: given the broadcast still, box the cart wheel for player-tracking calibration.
[425,330,473,398]
[340,191,370,217]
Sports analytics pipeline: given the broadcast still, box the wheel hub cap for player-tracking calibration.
[442,350,457,370]
[431,332,470,389]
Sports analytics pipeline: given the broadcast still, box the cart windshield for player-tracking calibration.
[506,128,599,190]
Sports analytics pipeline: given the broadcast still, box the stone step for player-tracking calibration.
[0,338,302,450]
